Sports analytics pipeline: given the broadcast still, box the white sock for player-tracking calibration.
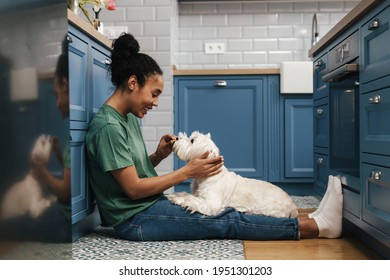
[308,175,334,218]
[313,176,343,238]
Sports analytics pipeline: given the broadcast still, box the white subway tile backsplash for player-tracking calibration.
[229,39,253,51]
[279,13,304,25]
[192,27,217,39]
[228,14,253,26]
[218,27,241,39]
[243,26,267,39]
[253,38,278,51]
[268,26,293,38]
[254,14,279,26]
[202,14,227,26]
[127,7,155,21]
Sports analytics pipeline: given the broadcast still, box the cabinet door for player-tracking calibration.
[175,76,266,179]
[362,162,390,236]
[284,98,313,179]
[68,26,89,129]
[313,99,329,148]
[70,130,94,224]
[91,44,112,117]
[313,53,329,100]
[361,5,390,84]
[361,88,390,156]
[313,152,329,195]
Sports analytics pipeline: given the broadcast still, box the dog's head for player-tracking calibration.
[173,131,220,162]
[31,134,52,163]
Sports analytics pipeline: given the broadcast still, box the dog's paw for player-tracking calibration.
[166,193,189,206]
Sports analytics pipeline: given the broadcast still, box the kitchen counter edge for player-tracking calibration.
[308,0,380,58]
[67,8,112,49]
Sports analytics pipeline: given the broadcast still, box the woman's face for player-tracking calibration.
[127,74,164,118]
[54,77,70,119]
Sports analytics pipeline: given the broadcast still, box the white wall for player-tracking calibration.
[98,0,359,175]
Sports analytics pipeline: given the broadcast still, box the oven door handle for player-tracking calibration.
[322,63,359,83]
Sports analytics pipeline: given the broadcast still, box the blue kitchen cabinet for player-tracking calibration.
[310,0,390,258]
[174,76,267,179]
[312,51,330,195]
[174,75,313,189]
[68,25,89,130]
[360,4,390,85]
[283,97,313,181]
[68,22,112,240]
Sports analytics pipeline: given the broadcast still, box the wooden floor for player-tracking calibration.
[243,209,383,260]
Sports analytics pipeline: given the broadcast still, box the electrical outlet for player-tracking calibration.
[103,26,128,39]
[205,42,226,54]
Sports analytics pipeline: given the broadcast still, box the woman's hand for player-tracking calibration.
[184,152,224,179]
[149,134,176,167]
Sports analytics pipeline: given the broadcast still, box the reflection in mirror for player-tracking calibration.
[0,1,70,259]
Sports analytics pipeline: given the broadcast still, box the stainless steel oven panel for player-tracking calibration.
[327,31,360,72]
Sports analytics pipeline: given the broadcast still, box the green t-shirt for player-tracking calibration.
[86,104,163,227]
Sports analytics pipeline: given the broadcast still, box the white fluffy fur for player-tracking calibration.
[0,134,57,219]
[167,131,298,218]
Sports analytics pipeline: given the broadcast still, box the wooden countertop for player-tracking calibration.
[308,0,380,57]
[172,68,280,76]
[67,8,112,49]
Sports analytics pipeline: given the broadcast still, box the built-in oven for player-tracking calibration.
[322,31,360,192]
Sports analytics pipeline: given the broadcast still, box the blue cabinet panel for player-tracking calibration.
[284,98,313,179]
[361,88,390,156]
[91,45,112,116]
[70,129,94,224]
[362,162,390,236]
[68,25,89,128]
[175,76,266,179]
[313,53,329,100]
[361,4,390,85]
[313,98,329,148]
[313,151,329,195]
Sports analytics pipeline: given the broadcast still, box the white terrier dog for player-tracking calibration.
[0,134,57,219]
[167,131,298,218]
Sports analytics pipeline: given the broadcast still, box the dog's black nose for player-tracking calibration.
[176,137,179,140]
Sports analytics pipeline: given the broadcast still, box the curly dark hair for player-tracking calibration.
[110,33,163,89]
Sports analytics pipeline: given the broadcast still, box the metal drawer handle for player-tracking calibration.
[315,59,323,68]
[371,170,382,180]
[368,18,380,30]
[67,34,73,43]
[317,157,324,165]
[214,80,227,87]
[103,58,111,65]
[369,94,381,104]
[316,108,324,116]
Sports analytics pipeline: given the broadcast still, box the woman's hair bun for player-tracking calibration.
[112,33,140,58]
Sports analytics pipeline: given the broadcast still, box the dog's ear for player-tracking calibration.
[206,133,211,138]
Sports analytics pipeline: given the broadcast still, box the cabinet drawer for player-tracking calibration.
[313,53,329,100]
[361,4,390,84]
[314,153,329,195]
[362,162,390,236]
[361,88,390,156]
[313,99,329,148]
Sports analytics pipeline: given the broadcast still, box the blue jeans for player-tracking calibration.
[114,197,300,241]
